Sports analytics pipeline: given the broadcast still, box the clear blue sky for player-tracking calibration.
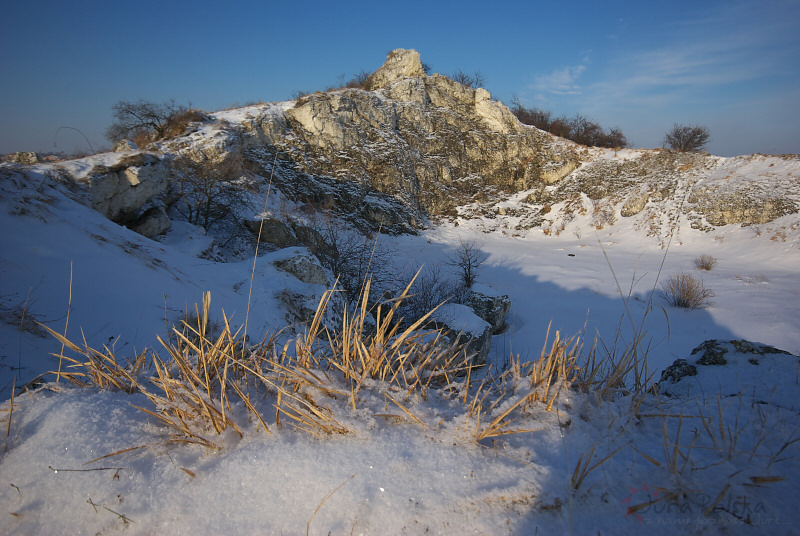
[2,0,798,157]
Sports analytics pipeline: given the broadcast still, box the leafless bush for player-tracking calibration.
[450,69,485,89]
[659,272,715,309]
[311,212,397,302]
[694,254,718,271]
[171,153,250,232]
[399,264,464,323]
[447,238,489,289]
[510,97,627,148]
[664,123,710,152]
[105,99,207,145]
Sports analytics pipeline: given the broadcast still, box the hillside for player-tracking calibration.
[1,49,799,535]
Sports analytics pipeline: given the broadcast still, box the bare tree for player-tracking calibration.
[311,212,397,302]
[171,153,250,232]
[664,123,710,152]
[447,238,489,289]
[450,69,486,89]
[105,99,196,143]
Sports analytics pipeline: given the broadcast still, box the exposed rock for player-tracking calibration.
[4,152,39,165]
[620,192,648,217]
[691,339,728,366]
[244,216,297,248]
[658,340,799,408]
[273,250,330,286]
[130,206,171,238]
[242,49,580,222]
[365,49,425,91]
[80,152,170,223]
[432,303,492,367]
[468,285,511,334]
[113,139,139,152]
[658,359,697,384]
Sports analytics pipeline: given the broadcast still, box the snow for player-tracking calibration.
[432,303,490,336]
[1,155,800,534]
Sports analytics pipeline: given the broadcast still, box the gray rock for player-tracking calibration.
[659,359,697,384]
[79,153,170,223]
[691,340,728,366]
[273,253,330,286]
[244,217,297,248]
[467,286,511,334]
[130,206,171,238]
[432,303,492,367]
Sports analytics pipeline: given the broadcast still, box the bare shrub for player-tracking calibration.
[106,99,207,145]
[447,238,489,289]
[399,264,464,323]
[171,153,251,232]
[694,254,718,271]
[659,272,715,309]
[311,212,397,303]
[664,123,710,153]
[450,69,485,89]
[510,97,627,148]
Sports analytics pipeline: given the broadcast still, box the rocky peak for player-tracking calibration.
[365,49,426,90]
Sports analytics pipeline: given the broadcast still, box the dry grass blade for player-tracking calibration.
[384,393,426,427]
[6,377,14,438]
[571,444,626,491]
[307,473,356,536]
[703,483,730,516]
[475,390,541,441]
[84,445,146,465]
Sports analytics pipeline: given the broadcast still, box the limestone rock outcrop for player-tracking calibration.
[239,49,580,223]
[77,152,170,223]
[364,49,425,90]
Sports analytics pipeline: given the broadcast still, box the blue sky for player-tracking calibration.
[1,0,798,156]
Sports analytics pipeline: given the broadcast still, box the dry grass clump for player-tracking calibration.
[659,272,715,309]
[39,276,657,449]
[693,254,717,271]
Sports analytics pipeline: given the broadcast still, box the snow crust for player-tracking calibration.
[1,152,799,534]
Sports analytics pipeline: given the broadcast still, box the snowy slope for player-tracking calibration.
[1,147,799,534]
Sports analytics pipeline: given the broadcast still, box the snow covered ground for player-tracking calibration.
[1,160,799,535]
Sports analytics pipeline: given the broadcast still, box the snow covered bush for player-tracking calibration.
[659,272,715,309]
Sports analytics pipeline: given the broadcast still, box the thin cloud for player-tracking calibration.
[533,64,586,95]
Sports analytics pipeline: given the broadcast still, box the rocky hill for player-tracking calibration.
[155,48,798,246]
[5,49,799,253]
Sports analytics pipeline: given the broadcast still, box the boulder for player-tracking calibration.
[244,216,297,248]
[273,251,330,286]
[467,285,511,334]
[130,206,171,238]
[432,303,492,367]
[658,340,799,409]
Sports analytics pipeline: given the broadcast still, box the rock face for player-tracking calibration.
[80,153,170,223]
[364,49,425,90]
[239,49,579,223]
[273,250,330,286]
[130,206,171,238]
